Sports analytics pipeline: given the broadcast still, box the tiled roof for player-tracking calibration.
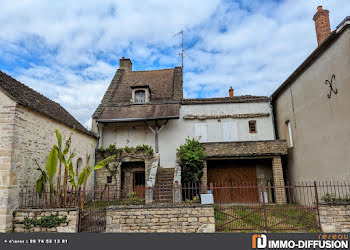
[112,69,175,102]
[0,70,96,138]
[93,67,183,120]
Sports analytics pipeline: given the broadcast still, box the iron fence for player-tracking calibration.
[18,181,350,232]
[19,181,350,209]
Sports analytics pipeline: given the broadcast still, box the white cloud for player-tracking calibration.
[0,0,349,126]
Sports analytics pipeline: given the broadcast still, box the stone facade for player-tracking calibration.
[106,204,215,233]
[96,151,159,203]
[12,208,78,233]
[0,92,17,233]
[0,90,97,232]
[319,205,350,233]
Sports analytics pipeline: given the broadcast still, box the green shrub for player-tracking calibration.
[177,137,206,184]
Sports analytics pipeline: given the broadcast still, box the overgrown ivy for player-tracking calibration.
[22,214,69,229]
[177,137,206,184]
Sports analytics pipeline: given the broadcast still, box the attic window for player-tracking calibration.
[135,90,146,103]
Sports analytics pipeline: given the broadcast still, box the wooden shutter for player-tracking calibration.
[222,121,238,141]
[195,123,207,142]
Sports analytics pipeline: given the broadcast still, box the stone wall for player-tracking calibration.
[13,208,78,233]
[272,156,286,204]
[0,92,97,232]
[319,205,350,233]
[0,91,18,233]
[106,204,215,233]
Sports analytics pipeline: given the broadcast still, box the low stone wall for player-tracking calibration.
[319,205,350,233]
[106,204,215,233]
[13,208,78,233]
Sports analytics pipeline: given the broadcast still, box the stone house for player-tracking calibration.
[271,6,350,182]
[0,71,97,232]
[92,58,288,204]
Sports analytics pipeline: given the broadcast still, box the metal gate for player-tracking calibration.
[213,182,321,232]
[78,208,106,232]
[215,204,319,232]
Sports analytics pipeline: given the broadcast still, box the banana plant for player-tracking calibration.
[35,161,47,198]
[35,147,58,206]
[78,155,116,210]
[54,129,76,206]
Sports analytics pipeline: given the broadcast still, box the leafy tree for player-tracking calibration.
[177,137,206,184]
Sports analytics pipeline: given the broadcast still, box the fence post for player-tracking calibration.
[77,186,82,232]
[261,182,268,232]
[313,181,321,229]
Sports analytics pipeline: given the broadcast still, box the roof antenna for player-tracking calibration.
[174,30,195,76]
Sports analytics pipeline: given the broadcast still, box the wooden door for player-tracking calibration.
[208,161,258,203]
[133,172,145,199]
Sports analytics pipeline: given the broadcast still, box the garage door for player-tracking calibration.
[207,160,258,203]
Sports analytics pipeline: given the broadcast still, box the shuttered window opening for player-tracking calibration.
[195,123,207,142]
[222,121,238,141]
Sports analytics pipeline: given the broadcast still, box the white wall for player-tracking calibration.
[101,101,275,169]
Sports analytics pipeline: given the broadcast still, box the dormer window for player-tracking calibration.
[135,90,146,103]
[131,86,151,104]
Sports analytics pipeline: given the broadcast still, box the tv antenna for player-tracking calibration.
[174,30,195,72]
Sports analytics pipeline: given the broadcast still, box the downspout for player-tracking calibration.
[269,98,277,140]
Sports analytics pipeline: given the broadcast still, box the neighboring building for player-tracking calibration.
[0,71,97,232]
[271,7,350,182]
[93,58,288,204]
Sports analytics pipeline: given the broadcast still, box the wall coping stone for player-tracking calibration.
[107,204,213,210]
[15,208,78,212]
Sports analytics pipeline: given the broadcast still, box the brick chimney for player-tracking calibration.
[229,86,234,97]
[313,6,331,46]
[119,57,132,71]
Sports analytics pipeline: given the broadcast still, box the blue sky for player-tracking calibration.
[0,0,349,127]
